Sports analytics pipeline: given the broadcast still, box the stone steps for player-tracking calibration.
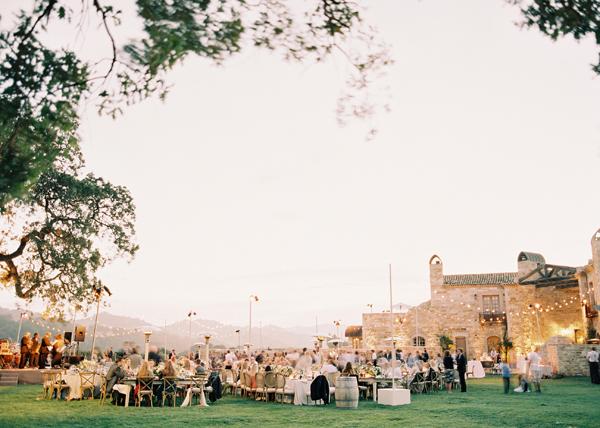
[0,374,19,386]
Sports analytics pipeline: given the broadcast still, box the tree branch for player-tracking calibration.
[93,0,117,79]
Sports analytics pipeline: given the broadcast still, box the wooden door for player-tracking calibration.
[455,336,467,359]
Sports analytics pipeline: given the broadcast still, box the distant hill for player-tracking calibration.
[0,306,319,353]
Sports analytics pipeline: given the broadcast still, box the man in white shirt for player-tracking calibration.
[320,359,339,374]
[586,347,600,384]
[527,347,542,393]
[224,350,237,365]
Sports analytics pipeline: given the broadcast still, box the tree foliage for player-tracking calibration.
[0,156,138,318]
[518,0,600,73]
[0,0,392,208]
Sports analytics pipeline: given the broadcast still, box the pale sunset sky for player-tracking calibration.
[1,1,600,331]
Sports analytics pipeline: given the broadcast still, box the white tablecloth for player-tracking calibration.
[113,384,131,407]
[286,379,311,405]
[62,372,101,400]
[467,361,485,378]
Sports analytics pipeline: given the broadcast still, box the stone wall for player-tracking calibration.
[544,339,596,376]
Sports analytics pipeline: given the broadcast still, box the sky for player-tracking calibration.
[1,1,600,332]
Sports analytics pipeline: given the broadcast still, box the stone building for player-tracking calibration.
[355,228,600,365]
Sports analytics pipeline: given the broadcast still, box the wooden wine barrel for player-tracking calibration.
[335,376,359,409]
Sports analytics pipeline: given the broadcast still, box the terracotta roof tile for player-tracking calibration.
[443,272,518,286]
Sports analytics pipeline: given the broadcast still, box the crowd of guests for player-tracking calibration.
[17,331,66,369]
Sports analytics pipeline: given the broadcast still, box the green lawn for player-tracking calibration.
[0,377,599,427]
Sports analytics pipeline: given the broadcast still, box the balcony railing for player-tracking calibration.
[479,312,507,324]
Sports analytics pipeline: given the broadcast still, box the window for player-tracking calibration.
[412,336,425,347]
[482,295,500,313]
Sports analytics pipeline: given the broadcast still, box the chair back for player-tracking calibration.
[191,374,207,389]
[325,372,340,387]
[244,372,253,388]
[223,368,234,383]
[264,372,277,388]
[255,372,265,389]
[275,373,286,389]
[138,377,154,392]
[163,376,178,393]
[79,371,96,387]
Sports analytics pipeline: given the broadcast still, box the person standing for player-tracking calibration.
[527,347,542,393]
[500,358,511,393]
[586,347,600,384]
[456,348,467,392]
[442,350,455,392]
[39,332,52,369]
[18,332,31,369]
[422,348,430,363]
[30,333,40,368]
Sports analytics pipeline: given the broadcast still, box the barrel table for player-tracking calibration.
[335,376,359,409]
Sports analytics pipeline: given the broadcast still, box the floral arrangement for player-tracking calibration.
[358,364,382,378]
[273,365,294,377]
[152,362,165,377]
[79,360,98,372]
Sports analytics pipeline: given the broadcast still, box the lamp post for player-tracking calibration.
[333,320,341,339]
[249,295,259,348]
[90,282,112,361]
[235,329,241,349]
[204,334,212,366]
[144,331,152,361]
[187,310,196,350]
[534,303,542,344]
[15,311,27,343]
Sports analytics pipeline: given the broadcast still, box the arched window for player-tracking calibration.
[429,255,442,265]
[412,336,425,347]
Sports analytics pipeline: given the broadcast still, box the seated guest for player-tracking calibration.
[156,360,178,405]
[320,359,339,374]
[341,362,356,376]
[129,348,142,370]
[137,361,152,379]
[106,357,127,405]
[195,360,206,375]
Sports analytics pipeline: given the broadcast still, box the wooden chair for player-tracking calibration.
[136,377,154,407]
[410,372,426,393]
[40,371,55,400]
[255,372,266,401]
[264,372,277,402]
[221,369,236,395]
[190,375,207,405]
[79,371,96,400]
[325,372,340,400]
[238,370,246,397]
[50,371,69,400]
[274,373,286,403]
[98,375,108,406]
[162,377,178,407]
[245,372,256,399]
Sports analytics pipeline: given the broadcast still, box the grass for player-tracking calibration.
[0,377,599,427]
